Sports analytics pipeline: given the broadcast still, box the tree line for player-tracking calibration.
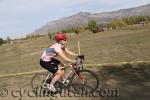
[61,16,150,33]
[0,36,11,45]
[0,16,149,45]
[108,16,150,29]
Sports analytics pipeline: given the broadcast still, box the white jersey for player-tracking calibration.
[41,43,65,61]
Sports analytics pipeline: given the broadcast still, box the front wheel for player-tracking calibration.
[69,70,99,94]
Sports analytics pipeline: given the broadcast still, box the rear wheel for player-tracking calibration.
[69,70,99,94]
[31,73,51,89]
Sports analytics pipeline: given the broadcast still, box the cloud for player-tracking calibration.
[0,0,127,15]
[0,0,150,39]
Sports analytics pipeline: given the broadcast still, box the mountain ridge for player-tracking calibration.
[33,3,150,34]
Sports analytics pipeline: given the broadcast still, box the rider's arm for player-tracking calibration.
[65,48,78,56]
[58,52,75,63]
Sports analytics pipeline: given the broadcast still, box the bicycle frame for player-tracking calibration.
[62,63,85,84]
[42,57,85,88]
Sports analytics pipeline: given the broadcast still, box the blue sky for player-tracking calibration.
[0,0,150,39]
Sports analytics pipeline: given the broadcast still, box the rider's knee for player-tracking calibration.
[61,70,65,75]
[60,70,64,76]
[56,70,64,76]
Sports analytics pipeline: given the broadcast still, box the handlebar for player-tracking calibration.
[75,57,82,64]
[61,57,84,70]
[74,57,84,71]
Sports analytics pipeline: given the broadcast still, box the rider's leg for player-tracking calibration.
[40,58,64,91]
[50,65,65,85]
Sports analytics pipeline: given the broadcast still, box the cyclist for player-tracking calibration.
[40,33,81,92]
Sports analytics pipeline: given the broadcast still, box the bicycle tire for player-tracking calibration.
[31,72,52,89]
[69,69,99,94]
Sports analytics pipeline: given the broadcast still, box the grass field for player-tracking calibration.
[0,25,150,75]
[0,25,150,100]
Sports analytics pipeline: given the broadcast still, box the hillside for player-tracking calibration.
[33,4,150,34]
[0,25,150,75]
[0,25,150,100]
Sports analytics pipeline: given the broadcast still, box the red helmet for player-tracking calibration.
[55,33,67,41]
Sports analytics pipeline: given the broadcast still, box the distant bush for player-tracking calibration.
[88,20,97,32]
[0,37,3,45]
[6,36,11,44]
[109,20,127,29]
[122,16,150,25]
[26,34,43,39]
[61,27,85,34]
[3,40,7,44]
[61,28,76,33]
[109,16,150,29]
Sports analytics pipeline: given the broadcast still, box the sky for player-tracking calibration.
[0,0,150,39]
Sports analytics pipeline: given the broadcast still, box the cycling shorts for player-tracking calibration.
[40,58,60,74]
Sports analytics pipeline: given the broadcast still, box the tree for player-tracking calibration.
[0,37,3,45]
[6,36,11,44]
[26,35,31,39]
[109,19,127,29]
[88,20,97,32]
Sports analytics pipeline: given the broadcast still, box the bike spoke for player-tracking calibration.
[69,70,99,94]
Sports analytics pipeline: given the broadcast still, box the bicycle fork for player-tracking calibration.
[73,69,86,84]
[77,72,86,84]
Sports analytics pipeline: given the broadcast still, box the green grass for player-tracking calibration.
[0,25,150,74]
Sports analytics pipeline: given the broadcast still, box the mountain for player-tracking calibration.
[33,4,150,34]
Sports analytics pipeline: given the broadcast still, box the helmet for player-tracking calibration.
[55,33,67,41]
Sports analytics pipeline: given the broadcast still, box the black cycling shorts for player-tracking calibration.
[40,58,60,74]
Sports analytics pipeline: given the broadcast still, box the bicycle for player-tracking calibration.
[31,57,99,95]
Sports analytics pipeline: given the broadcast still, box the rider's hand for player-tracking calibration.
[71,60,77,66]
[72,60,77,65]
[77,55,85,60]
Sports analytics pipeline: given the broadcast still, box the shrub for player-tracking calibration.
[88,20,97,31]
[0,37,3,45]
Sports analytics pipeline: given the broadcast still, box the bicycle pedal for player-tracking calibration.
[56,88,61,92]
[42,83,49,88]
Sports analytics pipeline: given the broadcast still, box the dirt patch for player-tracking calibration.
[0,63,150,100]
